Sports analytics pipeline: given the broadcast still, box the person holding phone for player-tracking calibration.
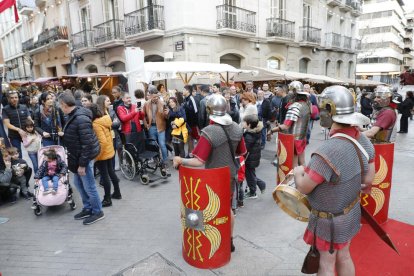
[117,91,146,154]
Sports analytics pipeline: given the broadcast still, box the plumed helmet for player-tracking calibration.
[319,85,370,127]
[207,94,233,125]
[289,81,309,95]
[374,85,392,99]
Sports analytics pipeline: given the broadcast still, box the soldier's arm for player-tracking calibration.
[294,165,319,195]
[173,157,204,169]
[363,126,381,138]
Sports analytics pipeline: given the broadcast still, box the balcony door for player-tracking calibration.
[224,0,237,28]
[80,7,92,46]
[303,3,312,27]
[270,0,286,19]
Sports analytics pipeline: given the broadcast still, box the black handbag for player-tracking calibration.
[301,220,320,274]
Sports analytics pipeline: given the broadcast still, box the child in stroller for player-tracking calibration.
[34,148,68,195]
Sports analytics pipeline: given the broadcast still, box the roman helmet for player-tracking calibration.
[207,94,233,125]
[319,85,370,128]
[289,81,309,96]
[373,85,392,110]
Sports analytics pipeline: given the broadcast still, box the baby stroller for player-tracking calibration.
[31,145,76,216]
[120,138,169,184]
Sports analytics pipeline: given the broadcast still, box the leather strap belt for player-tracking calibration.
[311,197,359,219]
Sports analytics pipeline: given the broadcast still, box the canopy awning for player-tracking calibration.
[61,72,124,78]
[341,78,385,87]
[124,62,258,84]
[235,66,344,84]
[32,77,59,84]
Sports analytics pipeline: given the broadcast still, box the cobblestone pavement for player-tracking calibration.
[1,122,413,276]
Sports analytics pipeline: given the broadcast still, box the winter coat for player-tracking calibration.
[398,97,414,117]
[34,105,63,142]
[243,120,263,168]
[62,107,100,173]
[143,100,168,132]
[93,115,115,161]
[34,155,68,179]
[361,97,373,117]
[183,95,199,127]
[168,107,188,143]
[227,98,240,123]
[2,104,30,139]
[117,103,145,134]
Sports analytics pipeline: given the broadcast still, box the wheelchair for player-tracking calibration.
[120,138,169,184]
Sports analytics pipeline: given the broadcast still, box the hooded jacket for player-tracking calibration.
[93,115,115,161]
[62,107,100,172]
[243,118,263,168]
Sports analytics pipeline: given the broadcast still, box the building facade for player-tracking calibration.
[1,0,362,81]
[357,0,413,84]
[70,0,362,80]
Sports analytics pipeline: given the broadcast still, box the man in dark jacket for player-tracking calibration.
[182,85,199,155]
[59,91,104,225]
[198,85,211,130]
[2,91,31,158]
[257,90,271,149]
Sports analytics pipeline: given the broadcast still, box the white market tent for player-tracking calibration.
[124,61,258,84]
[235,66,344,84]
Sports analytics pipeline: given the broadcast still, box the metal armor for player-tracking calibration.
[286,101,311,140]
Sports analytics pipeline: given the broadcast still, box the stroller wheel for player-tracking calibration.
[140,174,150,185]
[34,206,42,216]
[70,201,77,210]
[160,169,168,178]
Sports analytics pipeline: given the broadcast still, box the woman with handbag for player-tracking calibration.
[167,97,187,158]
[294,86,375,275]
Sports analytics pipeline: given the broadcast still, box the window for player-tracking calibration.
[80,7,91,30]
[299,58,309,73]
[303,3,312,27]
[224,0,237,26]
[348,61,354,78]
[336,60,342,78]
[267,57,281,69]
[325,60,331,76]
[271,0,286,19]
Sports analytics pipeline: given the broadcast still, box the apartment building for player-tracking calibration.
[68,0,362,80]
[357,0,412,84]
[1,0,362,80]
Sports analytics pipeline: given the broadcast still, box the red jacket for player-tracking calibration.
[117,104,145,134]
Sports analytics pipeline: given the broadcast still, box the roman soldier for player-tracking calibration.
[268,81,311,167]
[363,85,398,143]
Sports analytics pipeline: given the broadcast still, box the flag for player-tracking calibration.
[0,0,19,23]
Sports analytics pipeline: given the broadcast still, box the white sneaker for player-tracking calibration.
[43,189,52,195]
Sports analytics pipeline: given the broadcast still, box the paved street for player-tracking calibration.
[0,121,413,276]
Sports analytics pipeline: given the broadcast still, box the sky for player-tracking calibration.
[404,1,414,12]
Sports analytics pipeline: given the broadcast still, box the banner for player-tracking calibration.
[361,143,394,224]
[277,133,294,185]
[179,166,231,269]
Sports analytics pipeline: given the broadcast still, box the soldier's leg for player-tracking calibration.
[318,249,337,276]
[335,243,355,276]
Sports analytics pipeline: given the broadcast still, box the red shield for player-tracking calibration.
[361,143,394,224]
[277,133,295,185]
[179,166,231,269]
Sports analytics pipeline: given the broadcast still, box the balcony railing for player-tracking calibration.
[325,32,341,48]
[343,36,352,49]
[266,18,295,39]
[33,26,68,48]
[72,30,95,50]
[299,26,321,44]
[353,39,361,51]
[93,19,125,45]
[216,4,256,33]
[22,38,34,52]
[125,5,165,36]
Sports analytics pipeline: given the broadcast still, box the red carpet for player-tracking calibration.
[351,219,414,276]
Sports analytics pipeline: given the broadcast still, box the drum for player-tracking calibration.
[272,172,311,222]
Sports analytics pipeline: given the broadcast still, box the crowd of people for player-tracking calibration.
[0,79,413,273]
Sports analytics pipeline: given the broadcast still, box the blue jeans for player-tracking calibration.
[28,152,38,174]
[10,138,22,158]
[148,126,168,162]
[42,138,56,147]
[42,175,59,191]
[73,162,102,214]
